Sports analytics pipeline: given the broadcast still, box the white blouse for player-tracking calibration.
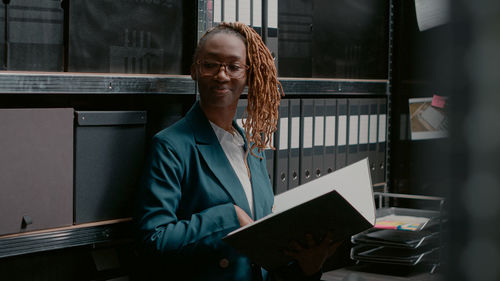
[209,121,254,216]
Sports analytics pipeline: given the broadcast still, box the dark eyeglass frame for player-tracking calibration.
[196,60,249,79]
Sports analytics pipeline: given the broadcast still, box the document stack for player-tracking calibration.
[350,193,445,273]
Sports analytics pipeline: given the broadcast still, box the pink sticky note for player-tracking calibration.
[432,94,446,108]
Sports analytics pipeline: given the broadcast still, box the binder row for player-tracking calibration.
[236,97,387,195]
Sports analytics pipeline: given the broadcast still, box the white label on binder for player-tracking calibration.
[359,115,369,144]
[279,117,288,150]
[314,116,324,146]
[348,116,359,145]
[238,0,251,25]
[225,0,237,22]
[369,115,378,144]
[325,116,336,147]
[378,114,386,142]
[338,116,347,146]
[268,0,278,28]
[291,117,300,149]
[253,0,262,27]
[303,117,313,148]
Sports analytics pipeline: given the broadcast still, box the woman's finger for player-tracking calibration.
[305,234,315,248]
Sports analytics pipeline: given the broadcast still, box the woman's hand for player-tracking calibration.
[234,205,254,227]
[284,232,342,276]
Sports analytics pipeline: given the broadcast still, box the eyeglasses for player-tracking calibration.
[197,61,249,79]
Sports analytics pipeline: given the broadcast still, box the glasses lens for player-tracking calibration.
[199,61,247,78]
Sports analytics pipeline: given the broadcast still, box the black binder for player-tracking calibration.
[300,99,314,184]
[313,99,325,179]
[274,99,289,194]
[7,0,64,71]
[347,99,360,165]
[358,99,371,167]
[375,98,387,184]
[324,99,337,174]
[368,99,379,182]
[288,99,301,189]
[336,99,348,170]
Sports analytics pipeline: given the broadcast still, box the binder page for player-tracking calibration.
[227,158,375,235]
[274,158,375,223]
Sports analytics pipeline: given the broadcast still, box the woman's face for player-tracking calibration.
[192,33,247,111]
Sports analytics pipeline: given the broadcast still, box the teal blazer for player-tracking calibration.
[135,101,274,281]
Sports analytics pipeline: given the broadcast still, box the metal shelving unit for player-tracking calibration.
[0,0,393,261]
[0,220,133,259]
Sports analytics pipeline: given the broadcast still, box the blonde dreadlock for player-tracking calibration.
[194,22,284,158]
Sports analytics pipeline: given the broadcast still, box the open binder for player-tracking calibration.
[223,158,376,271]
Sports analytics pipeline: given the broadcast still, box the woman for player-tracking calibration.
[135,22,339,281]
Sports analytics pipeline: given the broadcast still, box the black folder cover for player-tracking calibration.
[223,159,375,271]
[223,190,372,271]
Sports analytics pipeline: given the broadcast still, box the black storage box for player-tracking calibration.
[67,0,187,74]
[0,108,74,236]
[74,111,147,224]
[6,0,64,71]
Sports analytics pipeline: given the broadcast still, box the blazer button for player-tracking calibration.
[219,258,230,269]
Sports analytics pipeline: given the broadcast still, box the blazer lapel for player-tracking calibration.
[234,122,272,221]
[186,102,252,216]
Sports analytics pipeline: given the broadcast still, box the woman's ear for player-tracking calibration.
[190,64,197,81]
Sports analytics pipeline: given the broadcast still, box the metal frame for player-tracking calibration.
[0,72,195,95]
[0,220,133,259]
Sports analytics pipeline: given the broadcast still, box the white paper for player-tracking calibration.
[273,158,375,223]
[228,158,376,236]
[415,0,450,31]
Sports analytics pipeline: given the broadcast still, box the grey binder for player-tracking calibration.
[358,99,371,166]
[300,99,314,184]
[274,99,289,194]
[375,98,387,184]
[368,99,379,182]
[0,108,74,235]
[336,99,348,170]
[313,99,325,179]
[324,99,337,174]
[347,99,360,165]
[288,99,301,189]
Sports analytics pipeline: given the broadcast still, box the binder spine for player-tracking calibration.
[347,98,360,165]
[313,99,325,178]
[336,99,348,170]
[324,99,337,174]
[274,99,289,194]
[299,99,314,184]
[288,99,301,189]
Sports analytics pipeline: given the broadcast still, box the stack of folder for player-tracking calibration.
[350,197,444,272]
[236,97,388,195]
